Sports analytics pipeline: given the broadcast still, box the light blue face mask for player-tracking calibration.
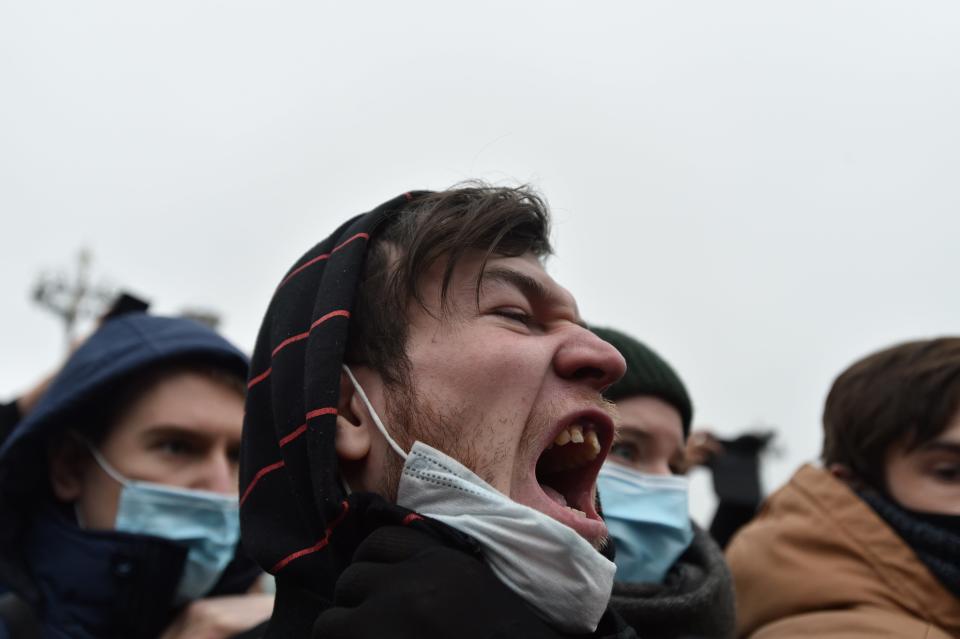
[83,444,241,605]
[597,462,694,584]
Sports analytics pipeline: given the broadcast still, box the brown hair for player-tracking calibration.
[821,337,960,489]
[346,183,553,386]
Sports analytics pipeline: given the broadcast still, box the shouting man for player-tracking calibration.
[240,186,641,637]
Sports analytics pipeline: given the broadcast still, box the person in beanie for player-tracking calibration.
[0,311,271,639]
[239,185,645,638]
[590,326,736,639]
[727,338,960,638]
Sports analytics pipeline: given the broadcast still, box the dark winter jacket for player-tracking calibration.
[611,525,737,639]
[239,193,638,639]
[0,402,19,444]
[0,313,259,639]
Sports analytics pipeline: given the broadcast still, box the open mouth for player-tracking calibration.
[529,411,613,540]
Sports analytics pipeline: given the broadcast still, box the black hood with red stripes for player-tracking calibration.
[239,192,472,622]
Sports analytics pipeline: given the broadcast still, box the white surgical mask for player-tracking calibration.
[82,442,241,605]
[343,365,616,634]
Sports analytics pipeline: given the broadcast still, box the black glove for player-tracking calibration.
[313,524,567,639]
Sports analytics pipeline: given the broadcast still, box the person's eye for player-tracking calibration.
[154,438,197,457]
[931,464,960,482]
[493,308,532,326]
[610,442,638,462]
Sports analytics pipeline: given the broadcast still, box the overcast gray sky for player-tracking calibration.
[3,1,959,521]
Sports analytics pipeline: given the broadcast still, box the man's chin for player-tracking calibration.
[513,490,609,549]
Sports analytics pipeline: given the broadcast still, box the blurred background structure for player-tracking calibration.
[3,1,959,523]
[32,249,115,349]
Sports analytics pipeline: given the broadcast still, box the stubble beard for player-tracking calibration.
[379,382,614,551]
[378,380,503,503]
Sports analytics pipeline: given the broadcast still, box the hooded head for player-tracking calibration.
[239,186,627,611]
[0,312,251,601]
[0,313,248,507]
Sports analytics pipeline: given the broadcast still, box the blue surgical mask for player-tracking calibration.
[83,443,241,605]
[342,365,616,634]
[597,462,694,584]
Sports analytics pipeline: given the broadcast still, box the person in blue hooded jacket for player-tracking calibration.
[0,311,272,639]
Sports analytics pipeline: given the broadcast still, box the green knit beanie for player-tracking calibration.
[590,325,693,438]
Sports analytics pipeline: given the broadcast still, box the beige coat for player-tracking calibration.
[726,464,960,639]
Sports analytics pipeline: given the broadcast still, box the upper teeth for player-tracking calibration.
[553,423,600,456]
[570,425,584,443]
[538,422,603,473]
[537,420,602,480]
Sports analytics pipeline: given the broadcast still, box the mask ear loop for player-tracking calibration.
[341,364,408,460]
[68,431,131,487]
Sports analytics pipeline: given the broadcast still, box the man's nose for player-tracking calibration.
[553,326,627,393]
[195,449,238,495]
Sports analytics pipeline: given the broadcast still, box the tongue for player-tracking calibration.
[541,484,568,507]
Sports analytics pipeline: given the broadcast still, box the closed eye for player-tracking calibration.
[494,308,533,326]
[931,464,960,482]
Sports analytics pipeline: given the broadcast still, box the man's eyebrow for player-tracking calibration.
[916,440,960,455]
[480,266,551,302]
[614,428,650,444]
[479,266,586,327]
[139,424,215,442]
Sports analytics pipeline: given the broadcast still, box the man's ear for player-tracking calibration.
[48,438,88,502]
[828,463,858,486]
[335,370,372,462]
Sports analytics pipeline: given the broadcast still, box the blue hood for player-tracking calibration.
[0,313,248,509]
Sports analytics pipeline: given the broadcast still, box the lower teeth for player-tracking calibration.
[542,484,567,507]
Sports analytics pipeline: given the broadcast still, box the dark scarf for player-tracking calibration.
[859,488,960,598]
[609,525,736,639]
[239,193,432,603]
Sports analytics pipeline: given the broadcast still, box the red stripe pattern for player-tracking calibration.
[250,237,363,387]
[271,501,351,573]
[275,408,336,447]
[247,367,272,390]
[278,424,307,448]
[270,310,351,358]
[248,310,350,386]
[241,406,338,505]
[240,460,285,506]
[277,233,369,289]
[305,406,338,420]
